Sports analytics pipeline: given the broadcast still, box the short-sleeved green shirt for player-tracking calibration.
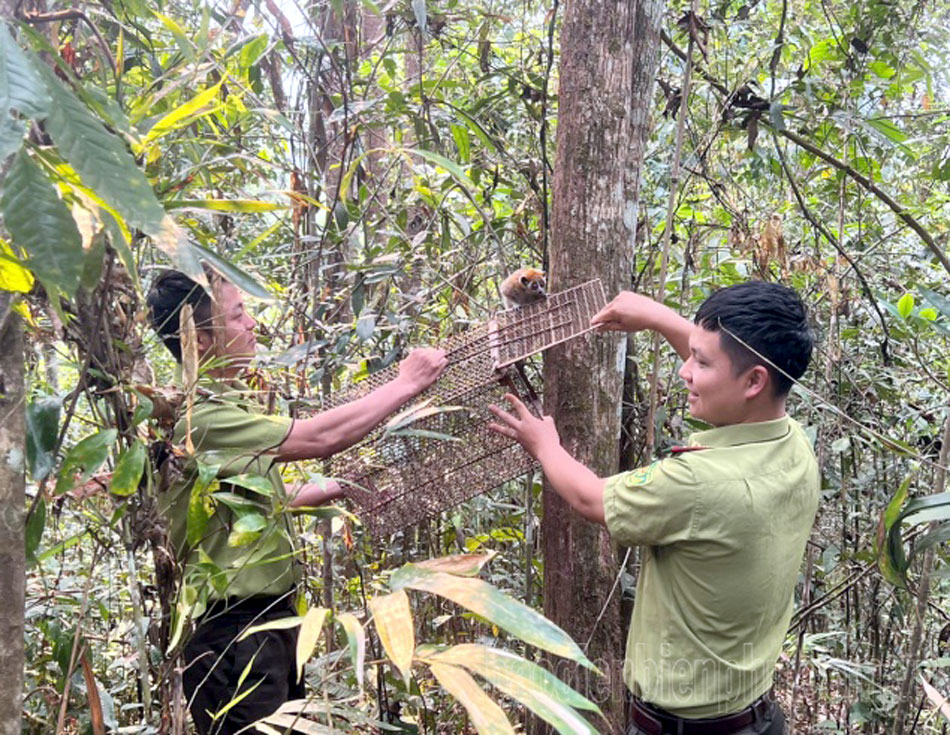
[603,416,819,718]
[159,378,301,601]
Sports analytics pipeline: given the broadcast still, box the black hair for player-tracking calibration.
[146,268,215,362]
[693,281,813,397]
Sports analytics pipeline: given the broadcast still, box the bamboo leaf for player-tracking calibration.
[1,149,83,295]
[335,613,366,688]
[920,676,950,722]
[416,552,497,577]
[165,198,289,213]
[238,616,303,641]
[390,565,596,670]
[296,607,329,683]
[368,590,414,684]
[407,148,474,191]
[110,441,145,496]
[429,662,516,735]
[192,242,274,302]
[143,80,224,144]
[427,645,601,734]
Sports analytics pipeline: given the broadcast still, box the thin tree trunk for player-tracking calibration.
[0,294,25,735]
[542,0,664,731]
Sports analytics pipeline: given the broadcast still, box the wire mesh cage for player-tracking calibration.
[329,279,607,535]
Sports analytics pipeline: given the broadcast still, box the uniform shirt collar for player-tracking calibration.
[688,416,791,448]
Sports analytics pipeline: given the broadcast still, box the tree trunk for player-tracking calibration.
[542,0,664,731]
[0,296,25,735]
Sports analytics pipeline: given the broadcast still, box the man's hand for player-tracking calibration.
[397,348,448,395]
[590,291,665,333]
[488,394,561,461]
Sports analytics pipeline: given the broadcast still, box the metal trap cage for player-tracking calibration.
[328,278,607,535]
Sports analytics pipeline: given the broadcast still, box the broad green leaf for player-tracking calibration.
[1,149,83,295]
[369,589,414,684]
[143,80,223,145]
[130,390,154,428]
[897,293,915,319]
[193,242,274,302]
[238,616,303,641]
[865,118,908,143]
[390,565,596,670]
[417,552,497,577]
[450,124,471,162]
[884,475,912,530]
[110,441,146,496]
[920,288,950,320]
[428,645,601,734]
[0,239,33,292]
[869,60,896,79]
[25,496,45,564]
[25,393,61,481]
[187,463,219,547]
[806,39,837,70]
[336,612,366,688]
[296,606,329,683]
[232,512,267,535]
[224,473,276,497]
[0,22,51,120]
[54,429,118,496]
[0,114,25,160]
[429,662,516,735]
[355,314,375,341]
[40,64,167,236]
[908,522,950,567]
[165,199,288,213]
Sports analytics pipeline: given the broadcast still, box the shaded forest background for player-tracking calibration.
[2,0,950,732]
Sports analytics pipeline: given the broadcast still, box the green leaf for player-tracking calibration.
[192,242,274,302]
[110,441,146,496]
[450,124,471,162]
[187,463,219,547]
[369,590,414,684]
[884,475,912,530]
[25,393,61,481]
[25,496,45,564]
[429,662,516,735]
[355,314,375,341]
[0,114,25,160]
[130,390,154,428]
[920,288,950,320]
[416,552,497,577]
[238,616,303,641]
[865,118,908,143]
[869,60,896,79]
[0,22,51,120]
[0,239,33,292]
[224,473,276,497]
[427,645,601,734]
[336,612,366,688]
[1,149,83,295]
[39,64,167,236]
[391,564,596,670]
[54,429,118,496]
[165,199,288,213]
[407,148,475,191]
[295,606,329,683]
[143,80,224,145]
[897,293,915,319]
[232,512,267,535]
[153,11,196,61]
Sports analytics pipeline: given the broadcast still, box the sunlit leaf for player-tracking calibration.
[335,613,366,688]
[165,199,289,213]
[429,662,516,735]
[391,565,596,670]
[407,147,474,191]
[1,149,83,295]
[0,239,33,292]
[143,80,223,144]
[369,589,414,684]
[238,616,303,641]
[296,606,329,683]
[897,293,914,319]
[110,441,145,496]
[427,645,601,734]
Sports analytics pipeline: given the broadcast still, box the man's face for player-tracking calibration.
[201,280,257,371]
[678,326,756,427]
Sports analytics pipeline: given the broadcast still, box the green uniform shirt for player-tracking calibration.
[603,416,819,718]
[159,379,301,601]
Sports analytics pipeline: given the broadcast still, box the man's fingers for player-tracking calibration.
[488,403,520,429]
[487,421,515,438]
[503,393,532,418]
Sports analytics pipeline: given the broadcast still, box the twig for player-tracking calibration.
[18,8,117,77]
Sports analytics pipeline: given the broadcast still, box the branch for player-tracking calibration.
[19,8,117,77]
[776,126,950,276]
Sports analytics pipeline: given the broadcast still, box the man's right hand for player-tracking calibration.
[591,291,665,333]
[397,348,448,395]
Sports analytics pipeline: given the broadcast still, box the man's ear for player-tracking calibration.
[744,365,770,399]
[195,328,214,355]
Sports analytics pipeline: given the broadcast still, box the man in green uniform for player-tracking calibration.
[489,281,818,734]
[147,269,446,735]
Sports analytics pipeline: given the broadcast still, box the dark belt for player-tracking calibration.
[200,593,296,621]
[630,690,776,735]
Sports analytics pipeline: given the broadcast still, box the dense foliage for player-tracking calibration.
[3,0,950,732]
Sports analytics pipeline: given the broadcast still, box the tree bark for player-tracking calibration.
[0,295,25,735]
[543,0,664,731]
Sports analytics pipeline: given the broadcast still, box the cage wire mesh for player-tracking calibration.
[328,279,607,535]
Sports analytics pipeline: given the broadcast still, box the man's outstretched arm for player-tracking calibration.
[488,394,606,525]
[591,291,693,361]
[277,348,448,462]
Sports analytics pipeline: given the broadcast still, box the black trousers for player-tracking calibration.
[182,597,304,735]
[626,701,786,735]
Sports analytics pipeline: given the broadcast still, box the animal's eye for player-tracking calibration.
[521,276,529,286]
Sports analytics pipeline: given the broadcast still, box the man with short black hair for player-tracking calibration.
[489,281,818,735]
[147,268,447,735]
